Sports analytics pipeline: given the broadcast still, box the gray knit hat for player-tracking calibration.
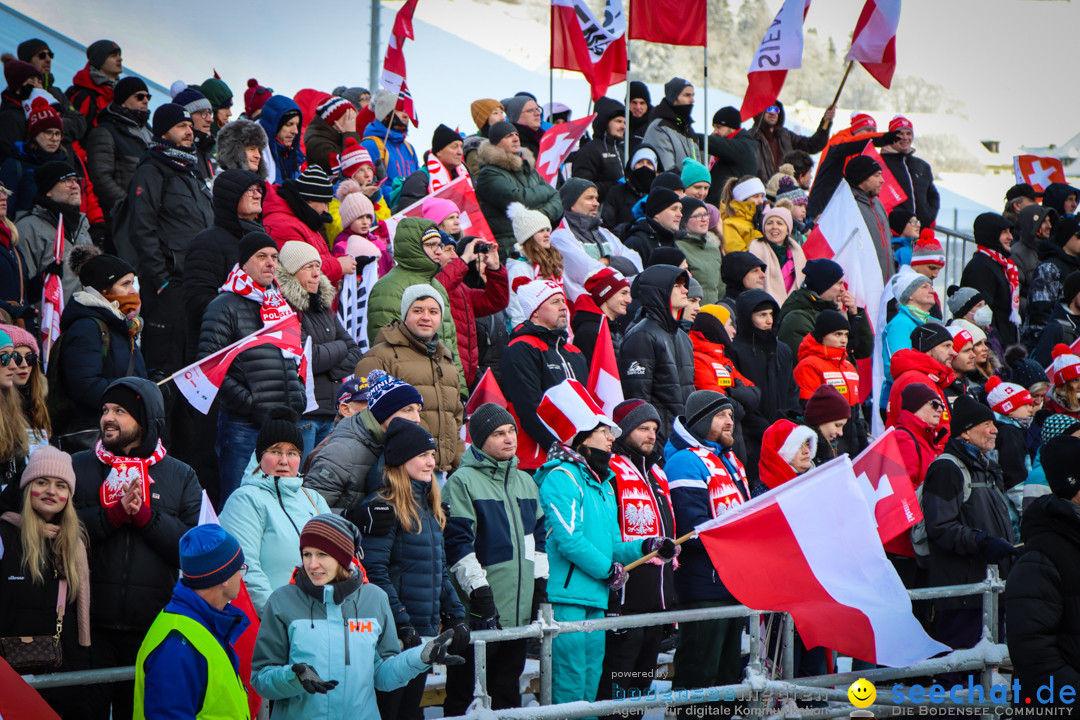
[685,390,733,439]
[946,286,985,319]
[612,399,662,438]
[400,283,445,320]
[469,403,516,451]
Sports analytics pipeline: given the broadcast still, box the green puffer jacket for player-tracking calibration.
[676,231,724,305]
[474,140,563,257]
[365,216,465,394]
[443,446,547,627]
[534,444,643,610]
[775,286,874,360]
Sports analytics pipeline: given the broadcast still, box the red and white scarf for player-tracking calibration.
[976,247,1021,326]
[220,264,295,324]
[426,155,470,194]
[95,439,167,509]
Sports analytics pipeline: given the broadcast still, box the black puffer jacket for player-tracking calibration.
[623,217,679,267]
[71,377,202,633]
[602,143,658,233]
[571,98,625,203]
[961,220,1020,346]
[922,438,1014,610]
[881,149,939,228]
[196,288,306,422]
[619,265,695,440]
[1004,495,1080,709]
[84,103,151,214]
[706,129,759,206]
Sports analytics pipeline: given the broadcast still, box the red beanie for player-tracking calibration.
[27,97,62,139]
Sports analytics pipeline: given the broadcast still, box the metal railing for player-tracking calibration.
[935,222,979,296]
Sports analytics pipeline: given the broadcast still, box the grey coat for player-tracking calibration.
[14,203,92,301]
[303,410,385,512]
[853,185,891,282]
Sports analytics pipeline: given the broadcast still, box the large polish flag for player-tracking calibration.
[586,316,624,415]
[696,455,949,667]
[739,0,812,120]
[845,0,901,88]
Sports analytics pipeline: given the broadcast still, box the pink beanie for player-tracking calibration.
[336,180,376,229]
[0,324,38,353]
[422,197,460,227]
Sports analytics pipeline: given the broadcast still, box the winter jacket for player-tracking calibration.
[117,144,214,292]
[893,410,947,489]
[0,93,28,164]
[443,446,546,627]
[71,377,202,632]
[880,304,924,399]
[252,570,428,720]
[475,308,510,387]
[534,444,643,609]
[885,348,954,430]
[793,334,861,404]
[356,321,464,472]
[1032,303,1080,368]
[196,290,307,422]
[258,95,306,185]
[219,470,331,614]
[501,321,588,469]
[1012,205,1055,304]
[601,143,657,232]
[961,248,1019,347]
[664,418,750,603]
[922,438,1014,609]
[359,480,465,634]
[1026,241,1080,343]
[14,198,92,301]
[571,301,624,366]
[619,265,696,439]
[880,149,939,227]
[571,99,626,203]
[748,103,830,182]
[551,212,643,301]
[304,115,362,175]
[263,183,345,288]
[676,231,723,304]
[852,186,891,282]
[303,410,385,512]
[474,141,562,256]
[65,64,113,132]
[776,286,874,360]
[748,236,806,307]
[641,101,700,173]
[394,156,471,213]
[84,103,151,214]
[721,199,762,253]
[706,130,759,206]
[56,289,148,434]
[360,118,419,188]
[993,415,1030,492]
[1004,495,1080,709]
[436,257,509,387]
[0,223,31,319]
[623,216,680,267]
[690,329,754,394]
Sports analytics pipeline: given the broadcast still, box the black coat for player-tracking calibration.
[474,309,509,388]
[1004,495,1080,708]
[572,99,626,204]
[601,142,658,234]
[960,249,1019,346]
[196,291,307,422]
[0,229,32,318]
[84,104,150,215]
[571,306,624,366]
[71,377,202,633]
[706,130,759,206]
[623,217,679,267]
[881,150,939,227]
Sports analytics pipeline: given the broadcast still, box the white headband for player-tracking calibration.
[732,177,766,202]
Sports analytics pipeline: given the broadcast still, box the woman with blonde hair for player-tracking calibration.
[1,324,49,442]
[506,202,564,326]
[0,183,34,326]
[359,418,466,720]
[719,174,766,253]
[0,329,30,488]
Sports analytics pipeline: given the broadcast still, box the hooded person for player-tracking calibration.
[1012,204,1058,301]
[83,76,153,217]
[602,143,659,232]
[961,212,1020,346]
[719,251,767,313]
[642,77,700,173]
[757,418,817,489]
[1026,217,1080,343]
[571,97,626,203]
[215,117,269,178]
[1042,183,1080,219]
[257,94,306,184]
[360,88,419,187]
[71,377,202,720]
[626,81,652,150]
[748,100,832,183]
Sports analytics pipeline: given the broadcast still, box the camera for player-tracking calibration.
[476,242,491,254]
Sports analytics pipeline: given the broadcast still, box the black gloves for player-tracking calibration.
[292,663,338,694]
[347,502,397,537]
[397,623,422,649]
[606,563,628,590]
[873,130,901,147]
[42,260,63,278]
[977,532,1019,564]
[468,586,499,630]
[420,629,466,666]
[531,577,548,621]
[444,617,471,656]
[642,537,678,562]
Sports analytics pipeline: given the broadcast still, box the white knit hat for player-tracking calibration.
[985,376,1032,415]
[516,279,563,322]
[732,177,766,202]
[506,202,552,248]
[278,241,321,274]
[775,423,818,464]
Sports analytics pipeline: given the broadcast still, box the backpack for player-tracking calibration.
[46,317,110,448]
[910,453,996,559]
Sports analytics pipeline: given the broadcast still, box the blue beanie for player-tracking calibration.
[0,331,12,349]
[681,157,711,188]
[366,370,424,424]
[180,525,245,589]
[802,258,845,295]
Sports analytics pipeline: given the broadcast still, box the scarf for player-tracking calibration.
[220,264,295,323]
[94,439,167,510]
[907,304,932,324]
[426,155,468,194]
[609,455,669,542]
[148,140,197,171]
[977,246,1021,326]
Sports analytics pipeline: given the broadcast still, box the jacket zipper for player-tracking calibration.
[563,564,575,589]
[505,463,523,625]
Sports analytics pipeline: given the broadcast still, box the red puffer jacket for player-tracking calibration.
[262,183,344,287]
[690,330,754,393]
[893,410,947,489]
[885,349,954,433]
[436,257,509,388]
[792,334,861,404]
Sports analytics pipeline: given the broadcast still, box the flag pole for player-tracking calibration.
[624,530,697,571]
[830,60,855,110]
[624,39,632,167]
[701,45,708,161]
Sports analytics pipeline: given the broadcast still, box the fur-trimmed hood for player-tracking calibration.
[278,267,335,311]
[216,119,269,179]
[476,139,537,173]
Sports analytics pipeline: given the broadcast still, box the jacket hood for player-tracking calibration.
[1042,183,1080,218]
[796,333,846,365]
[107,376,166,455]
[509,319,568,343]
[720,251,766,298]
[1037,236,1080,269]
[212,168,264,236]
[633,264,689,331]
[240,469,304,494]
[751,100,786,130]
[215,119,268,179]
[734,289,779,334]
[591,97,625,137]
[258,94,302,138]
[889,348,953,386]
[72,64,109,93]
[1020,494,1080,547]
[477,139,537,173]
[1016,204,1057,247]
[278,267,336,311]
[363,117,408,143]
[60,289,128,332]
[728,198,759,221]
[391,216,441,275]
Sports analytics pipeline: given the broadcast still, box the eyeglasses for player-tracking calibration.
[37,51,55,60]
[192,109,213,117]
[133,93,151,102]
[11,351,37,367]
[909,218,921,226]
[421,240,443,251]
[928,400,946,412]
[240,564,248,577]
[245,185,264,196]
[689,212,710,221]
[521,107,542,115]
[598,426,616,439]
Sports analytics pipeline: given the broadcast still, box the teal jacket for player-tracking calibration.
[252,572,427,720]
[881,303,924,399]
[219,471,331,614]
[534,444,643,610]
[443,446,547,627]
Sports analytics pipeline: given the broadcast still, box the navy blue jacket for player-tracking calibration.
[258,96,305,185]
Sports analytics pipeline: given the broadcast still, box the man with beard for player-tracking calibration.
[71,377,201,720]
[173,87,217,182]
[85,76,152,219]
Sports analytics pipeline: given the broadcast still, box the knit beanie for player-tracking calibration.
[0,324,38,353]
[199,77,233,111]
[681,158,710,188]
[339,183,376,228]
[237,231,277,267]
[1053,217,1080,249]
[16,39,49,63]
[712,106,741,129]
[1051,344,1080,386]
[663,77,691,105]
[300,514,361,569]
[685,390,733,439]
[3,60,38,93]
[174,88,211,115]
[946,286,985,319]
[775,175,807,205]
[803,385,851,426]
[950,318,986,345]
[113,76,148,106]
[900,382,940,414]
[1042,436,1080,501]
[950,395,995,437]
[984,376,1032,416]
[384,417,437,467]
[687,277,703,301]
[612,399,662,438]
[152,103,189,138]
[294,167,335,203]
[762,206,793,235]
[86,39,120,69]
[910,322,953,353]
[1011,358,1049,391]
[371,88,397,122]
[949,325,973,353]
[698,304,731,325]
[501,97,527,124]
[316,96,352,126]
[889,208,916,236]
[1042,414,1080,446]
[844,155,881,186]
[75,250,135,293]
[244,79,273,117]
[629,81,651,105]
[26,98,62,138]
[897,273,931,305]
[849,112,877,132]
[180,525,244,589]
[278,241,321,275]
[516,279,564,322]
[507,202,551,247]
[101,381,147,431]
[645,188,681,218]
[910,233,946,267]
[679,197,706,227]
[488,121,518,147]
[648,247,686,269]
[1063,271,1080,306]
[731,177,766,202]
[652,172,685,193]
[802,259,844,295]
[367,370,424,423]
[421,197,459,227]
[400,283,445,320]
[584,266,629,306]
[559,177,595,211]
[811,310,850,342]
[339,138,374,178]
[0,331,10,350]
[255,406,303,460]
[471,99,503,131]
[889,115,913,133]
[469,403,516,451]
[431,124,461,154]
[20,446,76,490]
[33,161,77,195]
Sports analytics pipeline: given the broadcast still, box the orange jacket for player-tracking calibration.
[793,333,861,405]
[690,330,754,393]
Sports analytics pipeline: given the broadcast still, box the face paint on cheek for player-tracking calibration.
[30,488,43,497]
[57,494,69,504]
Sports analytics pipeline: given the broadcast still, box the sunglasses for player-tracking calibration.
[928,400,946,412]
[0,353,11,366]
[37,50,55,60]
[134,92,152,102]
[11,351,37,367]
[765,105,780,114]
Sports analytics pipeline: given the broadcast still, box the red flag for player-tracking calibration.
[845,0,901,89]
[395,81,418,128]
[860,143,907,213]
[696,456,948,666]
[385,175,495,245]
[536,114,595,186]
[1013,155,1066,194]
[391,0,419,40]
[740,0,812,120]
[586,316,623,415]
[851,429,922,554]
[0,657,61,720]
[40,215,64,369]
[550,0,627,101]
[381,34,407,95]
[463,368,508,444]
[628,0,706,46]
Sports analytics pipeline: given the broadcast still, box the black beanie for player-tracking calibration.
[237,231,277,267]
[101,381,147,432]
[255,406,303,461]
[488,121,518,146]
[684,390,732,439]
[1064,271,1080,305]
[1052,217,1080,248]
[811,310,850,342]
[651,172,684,193]
[844,155,881,186]
[910,322,953,353]
[86,39,120,69]
[152,103,189,138]
[17,39,49,63]
[33,161,77,195]
[384,418,437,467]
[679,197,706,228]
[431,124,461,154]
[802,258,844,295]
[950,394,994,437]
[645,188,681,218]
[648,247,686,269]
[629,81,651,105]
[559,177,595,210]
[1042,435,1080,500]
[888,208,916,236]
[712,106,742,130]
[79,252,135,293]
[468,403,516,452]
[664,77,691,105]
[114,76,148,106]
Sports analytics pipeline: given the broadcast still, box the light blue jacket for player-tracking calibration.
[881,304,924,399]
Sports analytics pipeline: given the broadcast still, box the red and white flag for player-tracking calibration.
[740,0,812,120]
[845,0,901,89]
[380,34,407,96]
[40,215,64,370]
[1013,155,1066,194]
[171,314,303,414]
[384,175,495,244]
[551,0,627,101]
[628,0,706,46]
[395,80,418,128]
[586,316,623,415]
[852,429,921,555]
[537,378,612,444]
[861,143,908,213]
[536,114,595,186]
[696,455,949,666]
[802,180,885,315]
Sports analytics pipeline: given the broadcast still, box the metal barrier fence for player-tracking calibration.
[23,566,1009,720]
[935,224,978,296]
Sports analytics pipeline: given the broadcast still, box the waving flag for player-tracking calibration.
[1013,155,1066,194]
[384,175,495,244]
[845,0,901,88]
[586,316,623,415]
[536,114,595,186]
[852,429,921,555]
[861,143,907,213]
[391,0,419,40]
[696,456,949,666]
[551,0,627,100]
[380,34,407,96]
[740,0,812,120]
[396,80,418,127]
[40,216,64,370]
[628,0,706,46]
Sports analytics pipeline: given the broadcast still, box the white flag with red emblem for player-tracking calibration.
[1013,155,1066,194]
[536,114,595,186]
[380,34,407,96]
[40,215,64,370]
[586,316,623,415]
[550,0,627,101]
[845,0,901,89]
[739,0,812,120]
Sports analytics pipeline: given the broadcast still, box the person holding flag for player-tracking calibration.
[749,102,833,184]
